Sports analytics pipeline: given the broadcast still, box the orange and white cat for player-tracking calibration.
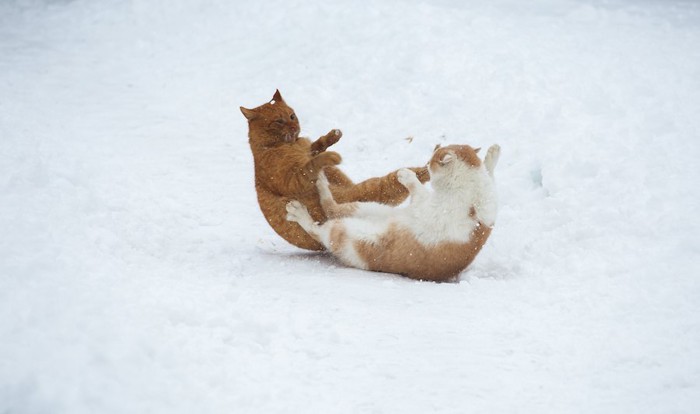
[286,144,500,282]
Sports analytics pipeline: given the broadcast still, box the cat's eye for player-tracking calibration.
[290,113,296,120]
[274,119,284,124]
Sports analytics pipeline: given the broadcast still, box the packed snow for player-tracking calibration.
[1,0,699,412]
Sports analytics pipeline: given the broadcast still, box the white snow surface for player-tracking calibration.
[1,0,699,412]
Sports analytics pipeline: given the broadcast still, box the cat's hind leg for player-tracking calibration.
[397,168,430,205]
[286,200,337,249]
[317,171,358,219]
[484,144,501,177]
[286,201,318,235]
[322,166,354,187]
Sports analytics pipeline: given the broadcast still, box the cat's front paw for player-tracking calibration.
[286,200,308,223]
[486,144,501,159]
[397,168,417,187]
[322,129,342,148]
[311,130,343,155]
[314,151,342,168]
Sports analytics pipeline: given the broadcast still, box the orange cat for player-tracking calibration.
[241,90,429,251]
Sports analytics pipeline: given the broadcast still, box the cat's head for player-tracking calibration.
[240,90,301,147]
[428,144,482,184]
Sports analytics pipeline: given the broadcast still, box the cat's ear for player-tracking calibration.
[240,106,257,120]
[272,89,284,104]
[439,152,454,166]
[433,144,442,152]
[474,147,481,154]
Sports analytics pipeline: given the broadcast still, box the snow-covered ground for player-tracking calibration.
[1,0,699,412]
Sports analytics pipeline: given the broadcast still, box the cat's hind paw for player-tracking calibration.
[286,200,311,225]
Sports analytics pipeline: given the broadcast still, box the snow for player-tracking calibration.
[1,0,699,412]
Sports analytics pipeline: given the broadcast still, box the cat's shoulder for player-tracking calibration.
[294,137,313,149]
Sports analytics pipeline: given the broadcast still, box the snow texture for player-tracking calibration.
[1,0,699,413]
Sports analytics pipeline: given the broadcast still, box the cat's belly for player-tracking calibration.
[397,216,478,246]
[339,213,477,247]
[342,219,491,282]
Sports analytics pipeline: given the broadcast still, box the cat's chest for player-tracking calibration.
[255,146,310,169]
[400,197,477,244]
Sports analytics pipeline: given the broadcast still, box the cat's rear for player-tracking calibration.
[287,144,500,282]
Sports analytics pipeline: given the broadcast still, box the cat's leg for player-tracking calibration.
[286,200,356,264]
[397,168,430,205]
[256,187,324,251]
[286,200,334,247]
[484,144,501,177]
[286,201,320,238]
[284,151,342,194]
[310,129,342,155]
[322,166,354,187]
[330,166,430,206]
[304,151,342,176]
[316,171,358,219]
[279,151,342,196]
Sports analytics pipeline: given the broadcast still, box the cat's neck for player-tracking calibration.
[431,167,484,196]
[249,136,296,154]
[248,129,296,152]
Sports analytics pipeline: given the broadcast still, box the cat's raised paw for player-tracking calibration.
[484,144,501,176]
[324,129,342,146]
[411,167,430,183]
[487,144,501,159]
[397,168,417,186]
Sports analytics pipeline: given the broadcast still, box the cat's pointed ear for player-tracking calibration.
[240,106,257,120]
[272,89,284,104]
[439,152,454,166]
[433,144,442,152]
[474,147,481,154]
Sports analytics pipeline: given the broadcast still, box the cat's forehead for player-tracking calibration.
[257,100,294,116]
[433,145,481,167]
